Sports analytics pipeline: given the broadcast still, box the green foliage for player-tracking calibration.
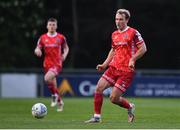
[0,0,179,69]
[0,0,45,69]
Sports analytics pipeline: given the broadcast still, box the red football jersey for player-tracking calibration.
[37,32,66,69]
[109,27,145,72]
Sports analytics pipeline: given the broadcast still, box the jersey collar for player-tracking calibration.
[47,32,57,37]
[118,26,129,33]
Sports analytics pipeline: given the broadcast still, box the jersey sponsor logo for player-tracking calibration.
[44,43,59,47]
[115,41,128,46]
[58,79,75,96]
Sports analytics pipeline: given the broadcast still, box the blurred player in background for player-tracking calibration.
[85,9,147,123]
[34,18,69,112]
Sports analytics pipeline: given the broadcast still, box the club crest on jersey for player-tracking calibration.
[56,38,61,43]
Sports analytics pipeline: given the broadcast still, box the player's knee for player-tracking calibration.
[110,95,118,104]
[95,81,106,93]
[44,76,50,83]
[95,85,104,93]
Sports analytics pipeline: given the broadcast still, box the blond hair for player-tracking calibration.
[47,17,58,23]
[116,9,131,20]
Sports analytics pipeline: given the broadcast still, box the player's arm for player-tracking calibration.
[129,42,147,69]
[96,48,115,71]
[62,40,69,61]
[34,38,42,57]
[34,47,42,57]
[133,42,147,61]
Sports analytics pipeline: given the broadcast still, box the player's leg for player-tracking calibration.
[44,70,57,94]
[110,87,130,108]
[44,70,63,111]
[55,76,64,112]
[110,88,135,122]
[110,72,135,122]
[49,77,64,112]
[50,78,59,107]
[85,77,111,123]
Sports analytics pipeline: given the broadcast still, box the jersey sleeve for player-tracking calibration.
[111,33,116,48]
[63,36,67,44]
[134,30,144,46]
[36,36,43,49]
[61,34,67,45]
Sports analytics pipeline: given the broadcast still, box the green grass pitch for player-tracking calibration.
[0,97,180,129]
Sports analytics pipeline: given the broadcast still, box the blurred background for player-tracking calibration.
[0,0,180,98]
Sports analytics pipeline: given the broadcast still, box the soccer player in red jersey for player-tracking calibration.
[34,18,69,112]
[85,9,147,123]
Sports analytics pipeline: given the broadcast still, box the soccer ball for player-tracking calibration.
[32,103,47,119]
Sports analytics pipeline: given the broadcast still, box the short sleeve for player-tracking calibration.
[111,33,115,48]
[134,30,144,45]
[63,36,67,44]
[37,36,43,49]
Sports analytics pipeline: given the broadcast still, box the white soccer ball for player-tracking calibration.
[32,103,47,119]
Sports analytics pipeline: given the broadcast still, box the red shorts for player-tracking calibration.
[44,66,62,76]
[102,66,134,93]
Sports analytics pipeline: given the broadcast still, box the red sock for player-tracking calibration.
[57,95,62,102]
[94,92,103,114]
[48,83,62,102]
[54,87,59,95]
[48,83,60,95]
[119,97,130,109]
[48,83,56,95]
[55,88,61,102]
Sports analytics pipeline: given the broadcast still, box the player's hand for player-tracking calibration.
[128,58,135,71]
[34,48,42,57]
[96,64,105,71]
